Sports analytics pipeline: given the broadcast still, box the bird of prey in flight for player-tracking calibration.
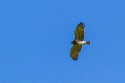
[70,22,90,61]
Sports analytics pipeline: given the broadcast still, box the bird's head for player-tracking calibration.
[71,40,77,45]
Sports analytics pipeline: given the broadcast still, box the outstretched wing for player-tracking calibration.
[70,44,82,60]
[74,22,85,41]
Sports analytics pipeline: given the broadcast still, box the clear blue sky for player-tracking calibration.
[0,0,125,83]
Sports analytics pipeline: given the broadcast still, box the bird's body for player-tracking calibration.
[71,40,90,45]
[77,40,89,44]
[70,22,90,61]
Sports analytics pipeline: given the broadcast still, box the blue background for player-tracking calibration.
[0,0,125,83]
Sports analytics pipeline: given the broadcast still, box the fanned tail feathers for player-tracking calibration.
[86,41,90,44]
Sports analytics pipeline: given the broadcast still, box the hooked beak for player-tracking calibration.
[71,41,73,44]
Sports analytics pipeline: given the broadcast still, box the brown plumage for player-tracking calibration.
[70,22,90,61]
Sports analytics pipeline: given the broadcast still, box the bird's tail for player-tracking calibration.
[86,41,90,45]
